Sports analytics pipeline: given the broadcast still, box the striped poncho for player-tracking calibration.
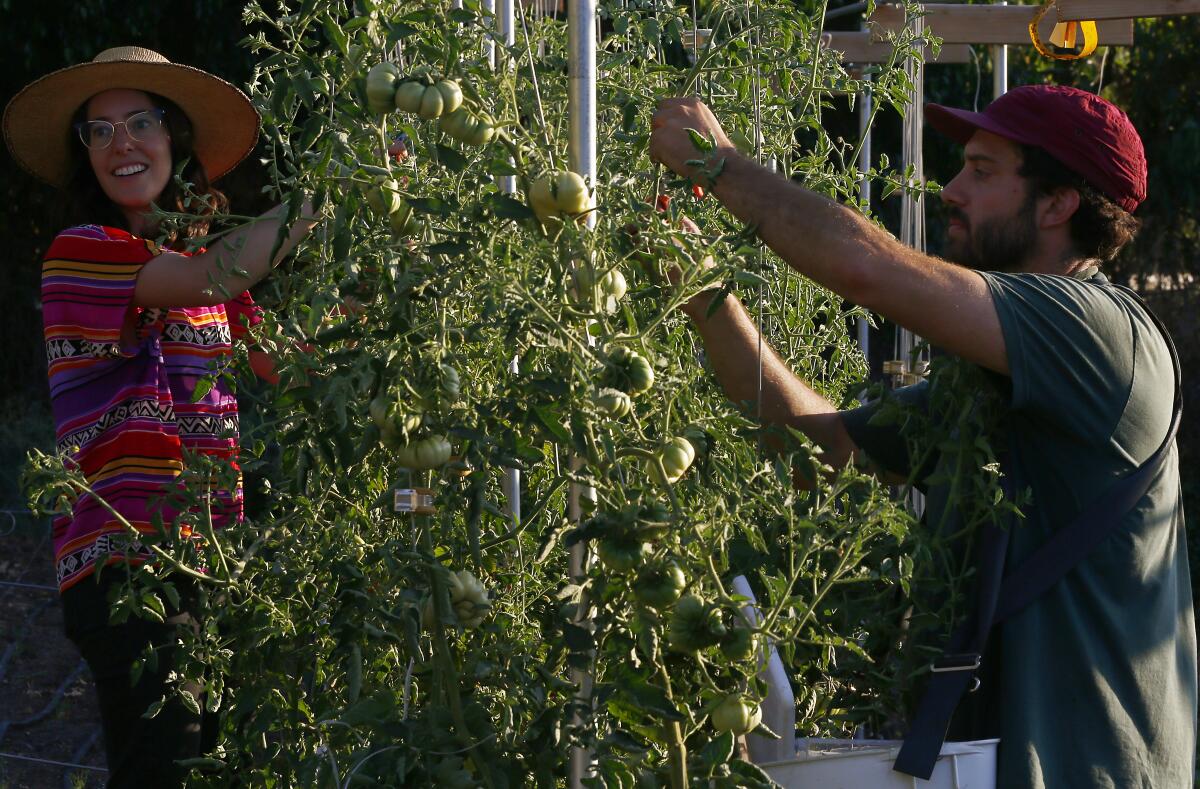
[42,224,260,592]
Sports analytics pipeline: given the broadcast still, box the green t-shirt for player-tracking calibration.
[841,271,1196,788]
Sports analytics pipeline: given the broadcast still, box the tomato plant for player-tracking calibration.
[17,0,945,785]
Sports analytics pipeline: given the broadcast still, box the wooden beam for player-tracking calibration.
[1056,0,1200,19]
[870,4,1133,46]
[823,31,973,64]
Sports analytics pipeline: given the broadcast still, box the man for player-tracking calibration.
[649,85,1195,787]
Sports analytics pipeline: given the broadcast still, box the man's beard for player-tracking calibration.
[941,190,1038,273]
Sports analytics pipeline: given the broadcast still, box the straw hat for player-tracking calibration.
[3,46,260,187]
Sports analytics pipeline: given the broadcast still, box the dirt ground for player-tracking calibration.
[0,514,107,789]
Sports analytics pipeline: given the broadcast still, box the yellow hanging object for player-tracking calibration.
[1049,21,1076,49]
[1030,1,1099,60]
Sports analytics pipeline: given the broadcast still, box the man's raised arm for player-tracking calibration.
[650,97,1009,376]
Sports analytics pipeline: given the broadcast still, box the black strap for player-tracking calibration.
[894,286,1182,780]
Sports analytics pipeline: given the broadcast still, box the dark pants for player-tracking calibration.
[66,581,218,788]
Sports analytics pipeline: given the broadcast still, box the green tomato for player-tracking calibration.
[668,594,726,651]
[434,80,463,114]
[710,695,762,736]
[393,81,426,113]
[369,394,421,441]
[551,171,590,215]
[606,346,654,395]
[599,269,627,313]
[440,107,470,139]
[388,200,420,238]
[719,625,759,662]
[417,85,445,119]
[632,561,686,609]
[449,569,489,628]
[593,388,632,418]
[394,435,452,469]
[440,363,461,399]
[596,537,649,573]
[571,267,627,314]
[529,170,591,223]
[365,62,401,114]
[528,177,557,222]
[365,179,401,217]
[646,436,695,485]
[460,113,496,146]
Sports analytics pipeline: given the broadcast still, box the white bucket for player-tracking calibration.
[760,738,998,789]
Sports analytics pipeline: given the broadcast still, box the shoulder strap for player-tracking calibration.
[895,284,1183,780]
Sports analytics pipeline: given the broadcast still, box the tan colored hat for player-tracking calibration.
[3,46,260,187]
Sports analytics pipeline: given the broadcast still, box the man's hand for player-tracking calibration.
[649,97,737,181]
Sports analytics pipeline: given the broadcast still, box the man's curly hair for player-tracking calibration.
[1019,144,1141,263]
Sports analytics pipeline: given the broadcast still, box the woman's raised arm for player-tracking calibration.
[132,200,318,308]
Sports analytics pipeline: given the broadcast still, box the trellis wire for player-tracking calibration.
[0,751,107,774]
[0,660,89,743]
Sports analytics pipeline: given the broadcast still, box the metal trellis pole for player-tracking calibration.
[856,66,873,362]
[567,0,598,784]
[497,0,520,528]
[994,1,1009,97]
[484,0,497,66]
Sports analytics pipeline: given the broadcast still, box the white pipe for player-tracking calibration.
[483,0,497,67]
[568,0,598,204]
[856,66,873,362]
[497,0,520,530]
[497,0,517,195]
[731,576,796,763]
[567,0,598,784]
[993,1,1008,97]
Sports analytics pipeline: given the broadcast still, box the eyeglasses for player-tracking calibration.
[74,108,167,150]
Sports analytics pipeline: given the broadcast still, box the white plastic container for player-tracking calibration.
[729,576,796,764]
[760,738,998,789]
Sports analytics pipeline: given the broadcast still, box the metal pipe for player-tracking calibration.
[498,0,519,530]
[993,1,1008,97]
[568,0,598,201]
[856,47,873,362]
[483,0,497,67]
[567,0,599,784]
[497,0,517,195]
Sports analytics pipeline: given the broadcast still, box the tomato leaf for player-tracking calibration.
[406,196,454,216]
[488,194,534,221]
[427,241,471,257]
[190,376,214,403]
[531,405,572,445]
[617,674,684,721]
[698,730,735,773]
[434,144,469,172]
[727,759,778,787]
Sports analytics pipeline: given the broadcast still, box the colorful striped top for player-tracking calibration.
[42,225,261,593]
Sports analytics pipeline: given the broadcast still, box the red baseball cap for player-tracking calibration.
[925,85,1147,213]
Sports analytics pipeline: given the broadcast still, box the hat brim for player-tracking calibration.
[4,59,259,188]
[924,102,1041,148]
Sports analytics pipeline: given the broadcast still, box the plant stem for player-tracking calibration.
[656,664,689,789]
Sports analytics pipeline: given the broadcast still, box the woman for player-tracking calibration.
[3,47,316,786]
